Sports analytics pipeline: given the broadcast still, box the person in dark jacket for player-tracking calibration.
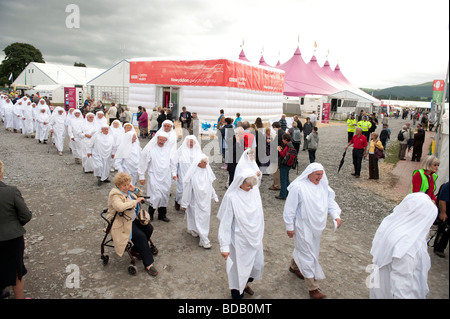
[302,117,313,151]
[411,124,426,162]
[0,160,32,299]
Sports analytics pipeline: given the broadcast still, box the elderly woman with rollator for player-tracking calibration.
[106,172,158,276]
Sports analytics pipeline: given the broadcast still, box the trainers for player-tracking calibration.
[199,240,211,249]
[189,230,199,237]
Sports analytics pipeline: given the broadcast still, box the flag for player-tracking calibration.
[8,73,12,81]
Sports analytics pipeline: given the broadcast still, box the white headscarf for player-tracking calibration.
[177,135,202,164]
[50,106,67,125]
[235,149,261,183]
[287,163,339,237]
[38,98,50,115]
[110,119,125,145]
[94,124,115,158]
[370,192,437,268]
[140,119,177,168]
[115,130,139,159]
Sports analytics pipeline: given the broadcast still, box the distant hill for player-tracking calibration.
[361,82,449,101]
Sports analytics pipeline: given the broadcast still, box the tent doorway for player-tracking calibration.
[157,86,180,119]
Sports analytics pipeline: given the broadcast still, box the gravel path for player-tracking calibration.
[0,117,448,300]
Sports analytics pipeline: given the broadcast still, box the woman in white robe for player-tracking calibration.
[109,120,125,170]
[21,100,34,137]
[67,109,85,164]
[0,95,6,123]
[115,124,141,186]
[369,192,437,299]
[89,125,116,185]
[217,168,264,299]
[175,135,202,210]
[3,98,14,131]
[31,103,38,134]
[37,99,51,116]
[12,100,24,132]
[80,113,97,172]
[138,131,178,222]
[283,163,342,299]
[181,153,219,248]
[35,107,50,143]
[49,107,67,155]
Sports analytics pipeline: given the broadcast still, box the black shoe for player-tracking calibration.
[174,202,180,211]
[159,217,170,222]
[103,179,111,183]
[98,179,102,186]
[275,196,286,200]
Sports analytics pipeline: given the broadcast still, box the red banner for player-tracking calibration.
[321,103,330,123]
[129,59,284,93]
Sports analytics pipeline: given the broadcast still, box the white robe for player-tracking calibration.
[181,154,218,245]
[90,131,115,181]
[3,100,14,129]
[12,101,24,131]
[176,135,202,204]
[369,192,437,299]
[80,115,97,172]
[283,163,341,280]
[138,140,177,209]
[21,102,34,135]
[217,168,264,294]
[115,131,141,186]
[67,111,85,159]
[35,111,50,142]
[49,107,67,152]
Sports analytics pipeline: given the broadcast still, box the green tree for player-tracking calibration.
[74,62,87,67]
[0,42,45,86]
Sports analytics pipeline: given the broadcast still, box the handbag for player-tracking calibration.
[137,208,150,225]
[374,146,385,159]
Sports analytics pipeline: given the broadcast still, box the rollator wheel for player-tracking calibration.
[128,265,137,275]
[101,254,109,265]
[151,246,158,256]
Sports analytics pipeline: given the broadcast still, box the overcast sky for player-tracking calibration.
[0,0,448,89]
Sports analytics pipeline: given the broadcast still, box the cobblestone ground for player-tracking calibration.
[0,117,448,300]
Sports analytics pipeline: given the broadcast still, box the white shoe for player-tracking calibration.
[189,230,199,237]
[199,240,211,249]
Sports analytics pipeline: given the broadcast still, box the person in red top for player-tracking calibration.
[345,127,368,178]
[411,155,440,203]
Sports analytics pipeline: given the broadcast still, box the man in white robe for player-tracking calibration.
[0,95,5,123]
[115,123,141,186]
[181,153,219,249]
[88,125,115,186]
[49,107,67,155]
[80,113,97,172]
[175,135,202,211]
[67,109,85,164]
[283,163,342,299]
[3,98,14,131]
[35,107,50,144]
[218,168,264,299]
[139,132,178,222]
[12,99,24,132]
[369,192,437,299]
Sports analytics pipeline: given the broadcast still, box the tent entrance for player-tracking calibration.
[156,86,180,118]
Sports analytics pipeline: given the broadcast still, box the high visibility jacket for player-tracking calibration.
[411,169,437,193]
[347,118,357,132]
[357,120,371,132]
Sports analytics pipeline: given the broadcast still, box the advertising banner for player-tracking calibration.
[432,80,444,104]
[129,59,285,93]
[321,103,330,123]
[64,87,76,111]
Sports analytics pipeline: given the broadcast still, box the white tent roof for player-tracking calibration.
[13,62,105,86]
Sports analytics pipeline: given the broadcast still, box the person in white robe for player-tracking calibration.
[115,123,141,186]
[369,192,437,299]
[0,95,6,123]
[80,113,97,172]
[140,119,178,168]
[109,119,125,170]
[37,98,51,116]
[283,162,342,299]
[49,107,67,155]
[67,109,85,164]
[3,98,14,131]
[35,107,50,144]
[217,168,264,299]
[30,103,38,135]
[65,108,76,151]
[12,99,24,132]
[88,124,116,185]
[181,153,219,249]
[139,131,178,222]
[175,135,202,211]
[21,100,34,137]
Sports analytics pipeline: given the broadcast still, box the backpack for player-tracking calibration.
[293,128,301,142]
[282,145,298,169]
[397,130,405,141]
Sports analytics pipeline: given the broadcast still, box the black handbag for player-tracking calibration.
[374,146,385,159]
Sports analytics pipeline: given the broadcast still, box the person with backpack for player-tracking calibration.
[306,126,319,163]
[397,125,408,160]
[288,121,302,154]
[276,134,297,200]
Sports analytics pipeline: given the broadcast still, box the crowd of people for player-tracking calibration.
[0,95,448,300]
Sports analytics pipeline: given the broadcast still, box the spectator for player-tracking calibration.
[411,124,425,162]
[107,102,118,125]
[398,125,408,160]
[279,114,287,131]
[233,113,242,128]
[138,107,148,138]
[149,107,159,138]
[306,126,319,163]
